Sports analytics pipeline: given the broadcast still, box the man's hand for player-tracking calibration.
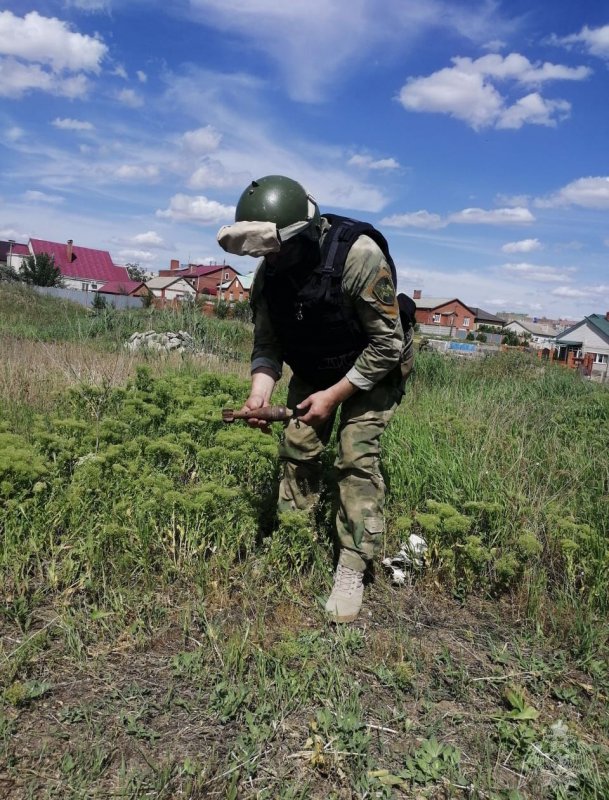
[297,377,359,426]
[240,393,272,432]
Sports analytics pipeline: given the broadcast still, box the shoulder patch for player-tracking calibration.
[371,273,396,306]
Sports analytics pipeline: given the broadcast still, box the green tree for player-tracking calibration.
[20,253,64,287]
[125,262,148,283]
[0,264,20,283]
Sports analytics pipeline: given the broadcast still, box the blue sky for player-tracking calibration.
[1,1,608,319]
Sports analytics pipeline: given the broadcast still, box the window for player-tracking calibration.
[463,317,470,327]
[594,353,608,364]
[81,282,88,291]
[224,272,230,280]
[433,313,441,323]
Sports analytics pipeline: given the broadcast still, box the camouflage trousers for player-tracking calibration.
[278,369,405,573]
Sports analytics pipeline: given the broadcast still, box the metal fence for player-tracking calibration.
[30,285,144,310]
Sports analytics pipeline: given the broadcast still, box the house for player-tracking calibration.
[159,260,240,295]
[412,291,476,333]
[503,319,556,349]
[470,308,505,330]
[29,238,130,291]
[1,240,30,270]
[218,272,254,303]
[94,280,151,297]
[554,313,609,380]
[145,275,197,305]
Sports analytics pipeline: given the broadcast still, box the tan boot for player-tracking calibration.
[324,564,364,623]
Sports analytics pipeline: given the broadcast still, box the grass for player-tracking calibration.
[0,283,608,799]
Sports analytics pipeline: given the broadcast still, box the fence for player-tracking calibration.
[30,285,144,310]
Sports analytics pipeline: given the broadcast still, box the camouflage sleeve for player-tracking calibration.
[342,235,404,390]
[249,261,283,379]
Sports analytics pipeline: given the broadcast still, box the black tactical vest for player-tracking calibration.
[261,215,415,389]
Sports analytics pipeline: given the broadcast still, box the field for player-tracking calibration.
[1,283,608,800]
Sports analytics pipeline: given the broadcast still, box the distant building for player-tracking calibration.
[503,319,557,349]
[29,238,130,291]
[145,275,197,304]
[159,260,241,295]
[411,290,502,333]
[554,313,609,380]
[218,272,254,303]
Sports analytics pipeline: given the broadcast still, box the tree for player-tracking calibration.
[20,252,64,287]
[125,262,148,283]
[0,264,20,283]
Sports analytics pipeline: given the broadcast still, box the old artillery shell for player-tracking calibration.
[222,405,296,423]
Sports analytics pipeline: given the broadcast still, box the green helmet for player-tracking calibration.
[235,175,321,237]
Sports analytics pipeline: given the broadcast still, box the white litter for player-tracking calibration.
[382,534,428,586]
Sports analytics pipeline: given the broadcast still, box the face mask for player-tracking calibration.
[217,196,319,257]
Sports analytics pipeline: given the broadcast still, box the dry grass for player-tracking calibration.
[0,334,251,417]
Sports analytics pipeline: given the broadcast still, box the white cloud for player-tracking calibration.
[131,231,165,247]
[495,193,530,207]
[497,93,571,130]
[550,24,609,60]
[117,88,144,108]
[449,207,534,225]
[348,154,400,170]
[536,177,609,209]
[502,262,575,282]
[23,190,64,205]
[380,210,445,229]
[0,58,90,99]
[113,165,159,181]
[187,0,512,102]
[398,52,589,130]
[188,160,248,190]
[52,117,94,131]
[0,11,107,72]
[136,70,147,83]
[551,286,592,299]
[118,249,156,263]
[6,126,24,141]
[156,193,235,225]
[181,125,222,153]
[502,238,542,253]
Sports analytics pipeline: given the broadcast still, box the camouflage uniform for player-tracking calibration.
[251,220,411,572]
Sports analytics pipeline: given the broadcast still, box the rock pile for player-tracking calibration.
[125,330,196,353]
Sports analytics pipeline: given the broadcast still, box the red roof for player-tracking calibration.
[12,243,29,256]
[96,280,146,295]
[30,239,129,283]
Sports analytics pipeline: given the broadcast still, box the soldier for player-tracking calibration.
[217,175,412,622]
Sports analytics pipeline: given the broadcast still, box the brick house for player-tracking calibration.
[159,261,240,295]
[413,291,476,333]
[218,272,254,303]
[29,238,130,291]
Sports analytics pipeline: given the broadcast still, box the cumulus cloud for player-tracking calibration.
[0,11,106,72]
[52,117,94,131]
[398,52,589,130]
[136,70,147,83]
[348,154,400,170]
[131,231,165,247]
[502,262,575,282]
[181,125,222,153]
[187,159,248,190]
[156,194,235,225]
[118,249,156,263]
[0,59,90,99]
[536,176,609,209]
[380,210,445,229]
[0,11,106,98]
[117,88,144,108]
[449,207,534,225]
[550,24,609,60]
[23,190,64,204]
[502,238,542,253]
